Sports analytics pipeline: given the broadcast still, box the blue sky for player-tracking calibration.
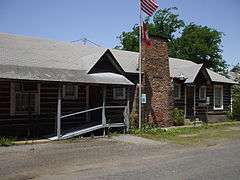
[0,0,239,67]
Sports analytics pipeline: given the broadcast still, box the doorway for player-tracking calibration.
[186,85,195,118]
[89,86,103,123]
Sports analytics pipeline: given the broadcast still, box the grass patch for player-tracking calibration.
[130,121,240,146]
[0,137,15,147]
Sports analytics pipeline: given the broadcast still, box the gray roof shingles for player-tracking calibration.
[0,33,236,84]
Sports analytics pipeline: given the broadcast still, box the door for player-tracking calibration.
[89,86,103,123]
[186,86,195,118]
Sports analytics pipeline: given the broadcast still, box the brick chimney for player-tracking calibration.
[141,35,172,127]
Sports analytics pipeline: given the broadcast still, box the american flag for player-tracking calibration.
[141,0,159,16]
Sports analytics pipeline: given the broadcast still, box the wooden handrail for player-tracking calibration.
[105,106,126,109]
[60,105,127,119]
[61,106,103,119]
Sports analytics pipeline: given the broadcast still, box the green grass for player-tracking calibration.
[0,137,15,147]
[130,121,240,146]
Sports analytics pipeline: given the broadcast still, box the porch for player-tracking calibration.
[0,80,132,139]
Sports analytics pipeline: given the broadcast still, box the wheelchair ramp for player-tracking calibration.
[49,124,104,140]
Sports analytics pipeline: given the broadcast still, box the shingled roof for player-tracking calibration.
[0,33,236,84]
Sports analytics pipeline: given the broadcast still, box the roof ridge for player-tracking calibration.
[0,32,106,50]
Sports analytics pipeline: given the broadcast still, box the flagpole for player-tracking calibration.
[138,0,142,129]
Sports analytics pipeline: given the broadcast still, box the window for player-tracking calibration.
[214,85,223,110]
[11,82,40,115]
[63,84,78,100]
[113,88,126,100]
[199,86,207,100]
[173,84,181,99]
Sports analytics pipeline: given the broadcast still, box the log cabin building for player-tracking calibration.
[0,33,237,139]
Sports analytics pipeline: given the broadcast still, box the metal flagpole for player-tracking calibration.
[138,0,142,129]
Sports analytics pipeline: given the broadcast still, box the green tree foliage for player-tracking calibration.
[231,64,240,119]
[147,7,185,39]
[231,63,240,73]
[116,7,227,72]
[116,25,139,52]
[232,85,240,120]
[173,24,226,72]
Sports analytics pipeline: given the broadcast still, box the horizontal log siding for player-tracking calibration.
[0,81,11,136]
[194,70,231,117]
[208,83,231,113]
[105,86,128,124]
[0,80,88,138]
[0,80,129,138]
[173,80,185,111]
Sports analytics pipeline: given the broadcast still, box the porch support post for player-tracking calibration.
[194,85,196,117]
[102,86,107,136]
[126,87,130,132]
[184,86,187,118]
[86,85,90,122]
[57,85,62,140]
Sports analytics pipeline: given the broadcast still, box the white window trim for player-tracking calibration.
[113,87,126,100]
[199,86,207,100]
[62,84,78,100]
[174,83,181,100]
[10,82,40,115]
[213,85,223,110]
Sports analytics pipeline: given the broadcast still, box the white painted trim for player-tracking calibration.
[57,85,62,139]
[113,87,126,100]
[199,86,207,100]
[213,85,224,110]
[184,86,186,118]
[230,87,233,113]
[10,82,40,115]
[173,83,181,100]
[62,84,78,100]
[194,85,196,116]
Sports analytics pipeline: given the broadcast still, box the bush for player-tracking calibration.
[130,111,138,129]
[232,85,240,120]
[171,108,184,126]
[0,137,15,147]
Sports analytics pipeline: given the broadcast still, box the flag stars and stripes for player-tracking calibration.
[141,0,159,16]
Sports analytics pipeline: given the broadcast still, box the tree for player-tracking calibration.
[173,24,227,72]
[231,63,240,73]
[116,7,227,72]
[230,64,240,119]
[150,7,185,40]
[116,7,184,52]
[116,25,139,52]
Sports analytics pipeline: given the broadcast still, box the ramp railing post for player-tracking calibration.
[102,86,107,136]
[57,85,62,140]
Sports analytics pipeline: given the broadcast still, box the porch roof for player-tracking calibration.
[0,64,134,85]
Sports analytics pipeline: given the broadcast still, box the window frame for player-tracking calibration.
[62,84,78,100]
[173,83,181,100]
[199,86,207,101]
[213,85,223,110]
[113,87,126,100]
[10,82,40,115]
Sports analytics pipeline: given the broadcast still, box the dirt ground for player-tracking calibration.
[0,135,240,180]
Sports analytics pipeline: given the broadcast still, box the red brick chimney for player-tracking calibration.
[142,35,172,127]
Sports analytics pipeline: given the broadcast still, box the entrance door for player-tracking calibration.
[186,86,195,118]
[89,86,103,123]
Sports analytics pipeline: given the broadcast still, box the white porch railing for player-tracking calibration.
[55,86,130,140]
[54,105,129,140]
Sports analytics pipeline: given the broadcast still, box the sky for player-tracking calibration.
[0,0,239,67]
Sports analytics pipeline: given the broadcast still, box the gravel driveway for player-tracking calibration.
[0,136,240,180]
